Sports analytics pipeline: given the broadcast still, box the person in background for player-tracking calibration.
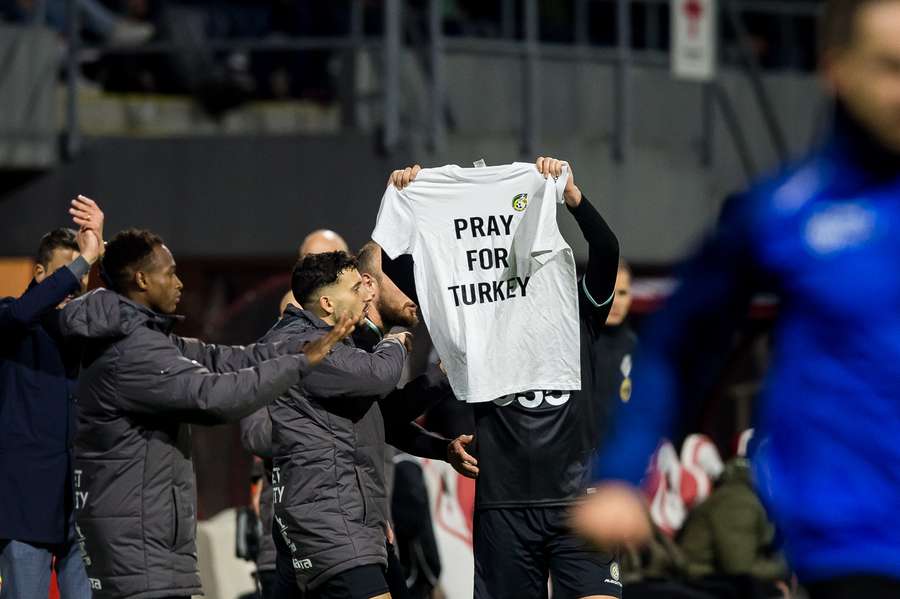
[579,1,900,597]
[0,196,104,599]
[0,0,153,45]
[677,448,789,599]
[598,260,638,413]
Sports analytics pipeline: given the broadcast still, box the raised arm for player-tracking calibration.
[299,335,407,399]
[113,317,355,425]
[2,195,104,332]
[0,258,90,333]
[535,156,620,320]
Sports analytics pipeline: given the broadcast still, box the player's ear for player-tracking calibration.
[319,294,334,316]
[33,262,47,282]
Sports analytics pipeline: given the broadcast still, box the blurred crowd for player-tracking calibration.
[0,0,821,113]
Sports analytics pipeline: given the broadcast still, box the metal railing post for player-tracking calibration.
[64,0,80,160]
[522,0,539,158]
[383,0,401,152]
[700,83,714,166]
[502,0,516,39]
[613,0,631,162]
[339,0,364,130]
[723,0,789,163]
[713,82,757,183]
[429,0,446,153]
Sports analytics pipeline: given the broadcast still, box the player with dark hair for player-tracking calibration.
[389,157,622,599]
[266,250,416,599]
[58,229,352,599]
[579,1,900,597]
[242,244,474,599]
[0,196,104,599]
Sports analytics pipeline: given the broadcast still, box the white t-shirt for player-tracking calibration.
[372,162,581,403]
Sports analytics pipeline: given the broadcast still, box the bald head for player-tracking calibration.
[299,230,349,259]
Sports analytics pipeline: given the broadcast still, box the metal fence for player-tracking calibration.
[54,0,822,170]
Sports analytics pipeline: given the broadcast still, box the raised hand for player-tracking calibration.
[384,331,413,352]
[69,195,105,252]
[302,314,356,366]
[447,434,479,479]
[535,156,582,208]
[388,165,421,190]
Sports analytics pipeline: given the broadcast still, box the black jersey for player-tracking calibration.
[472,196,621,509]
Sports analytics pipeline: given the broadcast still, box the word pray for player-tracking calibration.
[454,214,514,239]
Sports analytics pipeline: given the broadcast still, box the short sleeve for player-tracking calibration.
[553,165,570,204]
[529,172,566,265]
[372,185,416,259]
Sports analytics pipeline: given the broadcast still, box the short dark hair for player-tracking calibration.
[291,251,358,307]
[101,228,164,293]
[35,228,78,267]
[820,0,890,54]
[356,241,381,277]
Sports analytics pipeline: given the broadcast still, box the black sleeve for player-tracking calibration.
[568,194,620,322]
[0,258,87,334]
[384,419,450,460]
[378,363,452,424]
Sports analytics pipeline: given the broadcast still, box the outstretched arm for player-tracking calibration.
[535,156,620,321]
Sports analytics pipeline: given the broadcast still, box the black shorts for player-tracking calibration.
[473,506,622,599]
[309,565,389,599]
[272,530,390,599]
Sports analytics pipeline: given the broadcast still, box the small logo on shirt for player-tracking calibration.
[512,193,528,212]
[293,558,313,570]
[89,579,103,591]
[610,561,620,581]
[804,202,876,254]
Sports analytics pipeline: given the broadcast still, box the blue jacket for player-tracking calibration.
[0,257,90,544]
[595,111,900,582]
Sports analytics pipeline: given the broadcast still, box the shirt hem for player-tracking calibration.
[475,498,580,510]
[456,381,582,404]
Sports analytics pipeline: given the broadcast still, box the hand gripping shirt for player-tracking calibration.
[372,162,581,403]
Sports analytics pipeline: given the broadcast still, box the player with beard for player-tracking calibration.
[388,157,621,599]
[244,249,475,599]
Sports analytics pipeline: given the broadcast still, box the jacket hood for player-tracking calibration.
[60,288,182,339]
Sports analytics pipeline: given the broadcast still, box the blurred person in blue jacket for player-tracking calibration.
[575,1,900,598]
[0,196,104,599]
